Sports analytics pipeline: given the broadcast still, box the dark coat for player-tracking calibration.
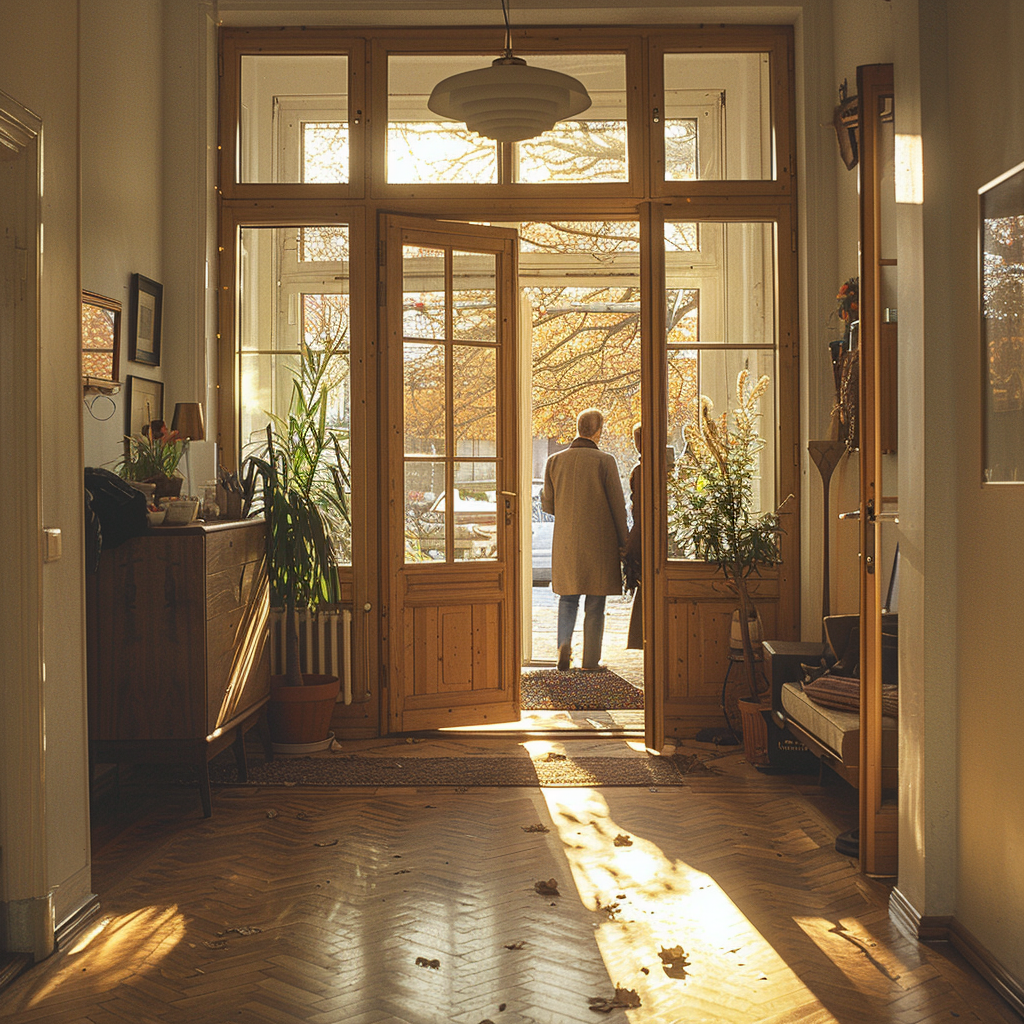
[541,438,628,596]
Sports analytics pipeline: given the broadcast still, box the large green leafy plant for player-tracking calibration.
[243,343,351,687]
[668,370,785,698]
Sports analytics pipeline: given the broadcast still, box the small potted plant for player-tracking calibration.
[118,421,186,500]
[242,342,351,748]
[668,370,788,753]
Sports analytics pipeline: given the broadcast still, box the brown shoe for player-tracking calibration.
[557,643,571,671]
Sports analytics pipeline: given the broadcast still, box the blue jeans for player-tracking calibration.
[557,594,607,669]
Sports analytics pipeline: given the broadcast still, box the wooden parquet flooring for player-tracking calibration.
[1,740,1019,1024]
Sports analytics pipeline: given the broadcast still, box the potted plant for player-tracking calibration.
[242,342,351,748]
[668,370,788,746]
[118,421,185,499]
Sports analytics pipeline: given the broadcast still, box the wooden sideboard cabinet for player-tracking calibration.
[86,519,271,816]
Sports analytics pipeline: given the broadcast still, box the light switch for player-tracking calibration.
[43,528,62,563]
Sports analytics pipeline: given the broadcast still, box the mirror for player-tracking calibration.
[82,290,121,391]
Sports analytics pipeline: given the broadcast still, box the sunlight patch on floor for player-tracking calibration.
[541,788,828,1021]
[28,905,186,1007]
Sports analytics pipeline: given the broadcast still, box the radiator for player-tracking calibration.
[269,607,353,705]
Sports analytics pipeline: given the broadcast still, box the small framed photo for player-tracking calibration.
[128,273,163,366]
[125,374,164,439]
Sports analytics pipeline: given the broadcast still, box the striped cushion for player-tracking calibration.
[802,674,899,718]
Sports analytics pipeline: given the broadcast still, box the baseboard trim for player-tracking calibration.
[55,895,101,952]
[890,888,1024,1019]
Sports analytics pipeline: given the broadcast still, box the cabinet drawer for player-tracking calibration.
[206,522,265,574]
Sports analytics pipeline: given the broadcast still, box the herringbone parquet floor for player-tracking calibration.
[1,739,1018,1024]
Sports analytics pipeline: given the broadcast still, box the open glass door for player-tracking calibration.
[382,215,520,731]
[857,63,899,876]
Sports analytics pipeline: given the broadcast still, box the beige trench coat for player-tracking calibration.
[541,439,629,596]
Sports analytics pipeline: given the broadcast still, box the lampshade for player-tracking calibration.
[428,0,591,144]
[171,401,205,441]
[428,56,591,145]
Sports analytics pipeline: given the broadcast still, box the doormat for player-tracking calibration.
[197,752,720,789]
[521,668,644,711]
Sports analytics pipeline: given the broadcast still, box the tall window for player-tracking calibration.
[237,225,353,563]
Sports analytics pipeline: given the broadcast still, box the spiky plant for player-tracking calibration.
[668,370,786,698]
[243,341,351,687]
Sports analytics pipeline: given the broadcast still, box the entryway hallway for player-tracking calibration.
[0,738,1015,1024]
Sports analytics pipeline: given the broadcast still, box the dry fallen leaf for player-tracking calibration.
[521,823,550,833]
[534,878,559,896]
[659,945,691,979]
[539,752,568,762]
[217,926,262,937]
[613,833,633,847]
[504,941,526,950]
[265,810,278,819]
[415,956,440,970]
[315,839,339,847]
[588,987,642,1012]
[203,940,228,950]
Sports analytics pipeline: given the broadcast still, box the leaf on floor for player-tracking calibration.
[534,878,559,896]
[415,956,440,970]
[588,987,642,1012]
[265,809,278,819]
[613,833,633,847]
[217,926,262,937]
[596,900,621,919]
[538,752,568,761]
[521,823,550,833]
[504,941,526,950]
[394,869,411,875]
[315,839,339,847]
[203,939,228,950]
[659,945,691,979]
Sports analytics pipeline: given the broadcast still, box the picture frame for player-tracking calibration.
[980,159,1024,483]
[125,375,164,439]
[128,273,163,366]
[81,290,121,388]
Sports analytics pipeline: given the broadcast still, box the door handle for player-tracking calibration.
[838,509,860,520]
[500,491,517,526]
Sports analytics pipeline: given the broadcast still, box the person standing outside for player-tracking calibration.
[541,408,629,672]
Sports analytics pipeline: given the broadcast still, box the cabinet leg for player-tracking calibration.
[233,726,249,782]
[198,761,213,818]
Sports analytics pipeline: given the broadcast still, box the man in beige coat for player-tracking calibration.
[541,408,629,671]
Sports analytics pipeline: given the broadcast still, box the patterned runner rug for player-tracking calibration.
[521,667,644,711]
[201,752,720,788]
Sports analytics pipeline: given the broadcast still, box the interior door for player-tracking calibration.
[857,63,899,876]
[382,215,520,732]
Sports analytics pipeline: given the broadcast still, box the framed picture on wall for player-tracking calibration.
[125,375,164,439]
[980,160,1024,483]
[128,273,163,366]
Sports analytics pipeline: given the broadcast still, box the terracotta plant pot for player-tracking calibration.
[267,673,341,746]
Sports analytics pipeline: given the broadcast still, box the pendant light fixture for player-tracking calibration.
[427,0,591,144]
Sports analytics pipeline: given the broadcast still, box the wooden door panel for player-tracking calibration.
[385,215,519,732]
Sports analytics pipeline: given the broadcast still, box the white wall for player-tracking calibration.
[81,0,165,472]
[942,0,1024,982]
[0,0,93,936]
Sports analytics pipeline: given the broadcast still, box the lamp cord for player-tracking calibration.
[501,0,512,58]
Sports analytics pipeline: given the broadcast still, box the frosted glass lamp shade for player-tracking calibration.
[171,402,205,441]
[428,57,591,144]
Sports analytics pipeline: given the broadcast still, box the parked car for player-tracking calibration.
[532,480,554,586]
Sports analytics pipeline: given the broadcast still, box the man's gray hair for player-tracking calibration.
[576,408,604,438]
